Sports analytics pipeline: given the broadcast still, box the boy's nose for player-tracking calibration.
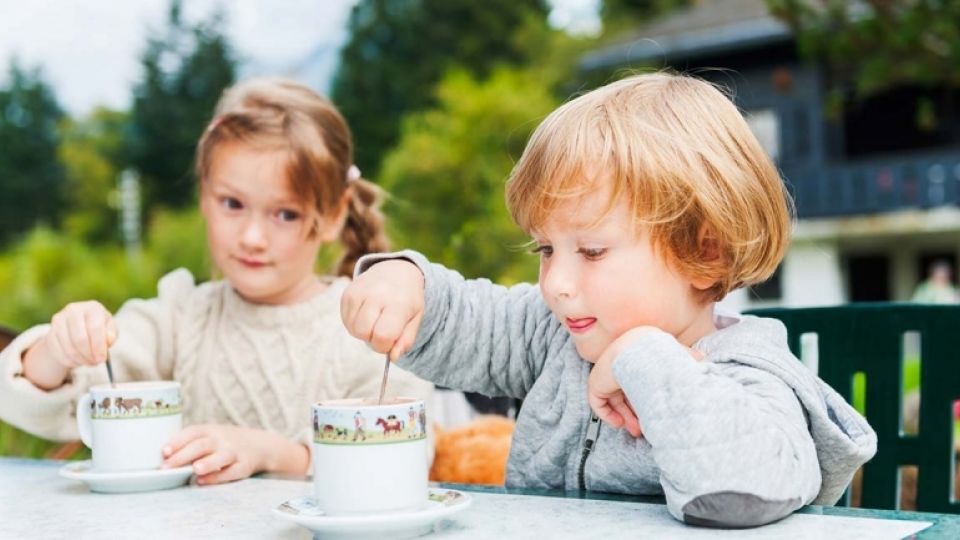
[542,263,576,300]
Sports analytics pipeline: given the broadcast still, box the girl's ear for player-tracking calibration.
[316,188,352,243]
[199,183,212,218]
[691,225,723,291]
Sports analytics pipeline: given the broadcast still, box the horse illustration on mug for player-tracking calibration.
[376,415,403,436]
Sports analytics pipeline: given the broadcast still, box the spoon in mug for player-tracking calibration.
[104,349,116,388]
[376,354,390,405]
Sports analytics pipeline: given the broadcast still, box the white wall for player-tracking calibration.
[719,241,845,313]
[781,241,845,306]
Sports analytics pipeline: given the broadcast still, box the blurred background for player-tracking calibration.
[1,0,958,459]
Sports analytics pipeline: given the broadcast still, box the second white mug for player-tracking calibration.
[312,397,429,515]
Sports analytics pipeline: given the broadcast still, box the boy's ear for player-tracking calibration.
[691,225,723,291]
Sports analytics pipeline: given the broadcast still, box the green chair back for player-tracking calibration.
[747,303,960,513]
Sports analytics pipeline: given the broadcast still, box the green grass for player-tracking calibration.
[851,357,920,416]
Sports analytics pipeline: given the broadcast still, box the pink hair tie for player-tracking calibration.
[347,165,361,182]
[209,115,227,131]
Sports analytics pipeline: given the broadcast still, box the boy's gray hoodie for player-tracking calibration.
[358,251,877,527]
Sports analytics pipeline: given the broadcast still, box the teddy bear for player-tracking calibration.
[429,415,514,485]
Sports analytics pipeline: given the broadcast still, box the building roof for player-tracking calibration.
[580,0,793,71]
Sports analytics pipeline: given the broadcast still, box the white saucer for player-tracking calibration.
[273,488,471,539]
[59,460,193,493]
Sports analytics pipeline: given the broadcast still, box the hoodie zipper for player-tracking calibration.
[577,412,601,491]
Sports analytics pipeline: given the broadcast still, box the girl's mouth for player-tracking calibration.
[237,257,268,268]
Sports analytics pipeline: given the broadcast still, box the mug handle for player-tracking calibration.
[76,393,94,449]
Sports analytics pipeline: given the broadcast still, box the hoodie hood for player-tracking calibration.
[698,313,878,505]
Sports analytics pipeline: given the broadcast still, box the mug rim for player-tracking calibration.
[313,397,422,409]
[89,381,180,394]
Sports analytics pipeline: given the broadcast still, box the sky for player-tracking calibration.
[0,0,600,118]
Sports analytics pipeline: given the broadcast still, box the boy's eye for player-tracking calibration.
[221,197,242,210]
[530,245,553,258]
[578,248,607,260]
[277,209,301,222]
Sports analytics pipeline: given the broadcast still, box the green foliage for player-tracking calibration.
[0,422,86,460]
[128,0,236,211]
[766,0,960,98]
[0,60,66,246]
[379,67,558,283]
[0,210,206,362]
[0,208,207,457]
[59,108,129,243]
[332,0,549,176]
[146,207,209,279]
[600,0,691,36]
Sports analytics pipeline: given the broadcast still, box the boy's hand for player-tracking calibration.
[44,300,117,369]
[588,327,705,438]
[340,259,425,360]
[162,425,308,485]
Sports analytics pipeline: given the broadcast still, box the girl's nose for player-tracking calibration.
[239,217,268,249]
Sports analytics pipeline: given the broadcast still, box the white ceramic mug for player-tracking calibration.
[76,381,182,472]
[312,397,428,515]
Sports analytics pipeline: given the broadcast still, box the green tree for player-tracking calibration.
[600,0,691,36]
[766,1,960,108]
[332,0,549,177]
[378,67,559,283]
[0,60,66,246]
[58,108,129,243]
[128,0,236,211]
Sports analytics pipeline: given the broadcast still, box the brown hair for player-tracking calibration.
[195,78,388,276]
[506,72,793,301]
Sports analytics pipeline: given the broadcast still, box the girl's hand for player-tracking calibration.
[588,327,705,438]
[162,425,309,485]
[340,259,425,360]
[23,300,118,389]
[44,300,117,369]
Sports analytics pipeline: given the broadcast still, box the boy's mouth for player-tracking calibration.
[565,317,597,333]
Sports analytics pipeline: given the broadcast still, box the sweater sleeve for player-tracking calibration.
[613,330,821,528]
[355,250,559,399]
[0,269,195,442]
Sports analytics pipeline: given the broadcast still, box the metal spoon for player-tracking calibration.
[105,349,116,388]
[376,354,391,405]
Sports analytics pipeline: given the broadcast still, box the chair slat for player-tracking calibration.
[748,304,960,513]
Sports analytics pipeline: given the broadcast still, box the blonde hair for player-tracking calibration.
[506,72,792,301]
[195,78,388,277]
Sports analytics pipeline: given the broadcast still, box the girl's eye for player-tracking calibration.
[530,245,553,258]
[221,197,242,210]
[578,248,607,260]
[277,209,301,222]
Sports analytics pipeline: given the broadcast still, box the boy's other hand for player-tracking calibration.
[340,259,425,361]
[588,327,705,438]
[588,328,648,438]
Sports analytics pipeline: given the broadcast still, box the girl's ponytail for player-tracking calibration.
[336,176,389,277]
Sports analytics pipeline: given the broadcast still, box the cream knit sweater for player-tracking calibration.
[0,269,433,445]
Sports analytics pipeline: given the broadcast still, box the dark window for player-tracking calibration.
[750,265,782,301]
[843,86,960,158]
[847,254,890,302]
